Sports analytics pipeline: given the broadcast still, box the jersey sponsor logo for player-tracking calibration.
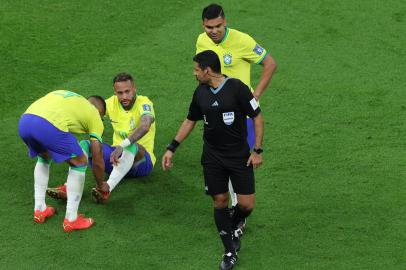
[211,101,219,107]
[142,104,151,111]
[253,44,264,56]
[222,112,235,125]
[223,53,232,65]
[250,98,259,110]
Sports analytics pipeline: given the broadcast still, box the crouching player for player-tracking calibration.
[18,90,108,232]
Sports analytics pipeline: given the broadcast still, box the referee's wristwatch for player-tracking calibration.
[253,147,263,154]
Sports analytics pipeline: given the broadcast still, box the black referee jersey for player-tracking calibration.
[187,77,261,157]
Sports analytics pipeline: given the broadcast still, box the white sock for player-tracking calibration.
[34,161,50,212]
[107,150,135,192]
[65,168,85,222]
[229,180,238,207]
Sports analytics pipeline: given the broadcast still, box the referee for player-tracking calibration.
[162,50,264,270]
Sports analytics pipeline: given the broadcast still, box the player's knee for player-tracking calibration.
[68,154,88,167]
[238,201,254,213]
[213,194,228,209]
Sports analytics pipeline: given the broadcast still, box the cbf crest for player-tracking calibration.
[129,117,135,129]
[223,53,232,65]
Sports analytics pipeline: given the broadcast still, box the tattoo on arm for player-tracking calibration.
[128,114,154,144]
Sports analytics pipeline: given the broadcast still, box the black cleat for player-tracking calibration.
[219,252,238,270]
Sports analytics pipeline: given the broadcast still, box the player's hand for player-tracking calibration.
[162,150,174,171]
[247,153,262,169]
[97,181,110,193]
[110,146,124,166]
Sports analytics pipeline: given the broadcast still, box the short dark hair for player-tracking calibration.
[193,50,221,73]
[202,4,225,20]
[88,95,106,113]
[113,72,134,85]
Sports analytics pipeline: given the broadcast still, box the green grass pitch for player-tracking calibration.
[0,0,405,269]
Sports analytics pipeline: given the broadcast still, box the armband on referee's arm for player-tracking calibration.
[119,138,131,148]
[166,139,180,153]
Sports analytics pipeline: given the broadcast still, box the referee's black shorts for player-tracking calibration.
[201,149,255,196]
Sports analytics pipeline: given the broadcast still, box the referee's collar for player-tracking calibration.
[210,77,230,94]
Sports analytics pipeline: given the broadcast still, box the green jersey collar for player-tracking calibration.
[218,27,230,45]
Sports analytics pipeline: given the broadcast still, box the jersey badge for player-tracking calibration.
[211,101,219,107]
[253,44,264,56]
[130,117,135,129]
[142,104,151,111]
[223,53,232,65]
[222,112,235,125]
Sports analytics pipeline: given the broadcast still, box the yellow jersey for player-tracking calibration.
[196,27,267,90]
[105,95,156,165]
[25,90,104,142]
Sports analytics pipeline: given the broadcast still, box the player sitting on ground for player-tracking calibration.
[47,73,156,203]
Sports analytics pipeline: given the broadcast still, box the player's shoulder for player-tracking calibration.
[197,32,208,43]
[105,95,117,105]
[136,95,153,105]
[229,28,252,39]
[196,32,213,48]
[105,95,119,116]
[229,28,256,45]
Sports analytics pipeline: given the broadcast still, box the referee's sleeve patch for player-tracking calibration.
[250,98,259,110]
[142,104,151,111]
[253,44,264,55]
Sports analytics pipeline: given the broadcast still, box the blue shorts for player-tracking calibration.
[246,118,255,150]
[96,143,153,178]
[18,114,84,163]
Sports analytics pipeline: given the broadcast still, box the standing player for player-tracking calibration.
[162,50,264,270]
[47,73,156,203]
[18,90,108,232]
[196,3,277,221]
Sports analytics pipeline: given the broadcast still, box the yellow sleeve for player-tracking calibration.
[241,34,268,64]
[88,111,104,142]
[139,97,155,118]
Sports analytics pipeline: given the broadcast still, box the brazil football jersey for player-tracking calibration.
[105,95,156,165]
[196,27,268,90]
[187,78,261,157]
[24,90,104,142]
